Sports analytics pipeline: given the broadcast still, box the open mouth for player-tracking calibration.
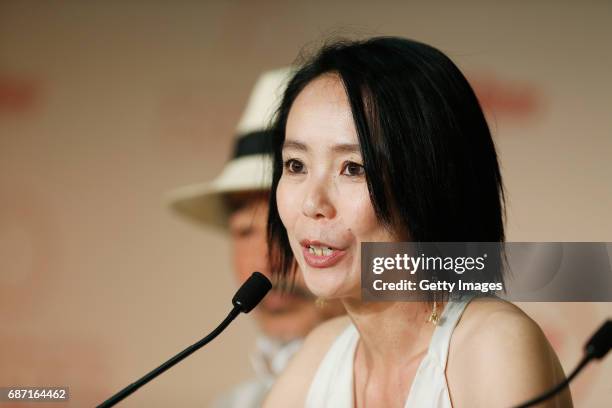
[300,240,347,268]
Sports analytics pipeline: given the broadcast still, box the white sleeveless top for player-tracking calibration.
[305,296,474,408]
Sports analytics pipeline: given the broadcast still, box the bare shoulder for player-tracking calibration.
[263,315,352,408]
[452,297,543,346]
[447,297,571,407]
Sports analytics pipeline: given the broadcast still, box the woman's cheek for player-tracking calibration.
[276,179,297,233]
[339,183,379,236]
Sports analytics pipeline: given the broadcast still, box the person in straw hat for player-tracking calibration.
[167,67,344,408]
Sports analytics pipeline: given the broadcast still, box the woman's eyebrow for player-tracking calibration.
[282,140,308,152]
[332,143,361,154]
[282,140,361,155]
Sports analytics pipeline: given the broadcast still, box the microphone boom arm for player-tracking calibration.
[97,306,241,408]
[97,271,271,408]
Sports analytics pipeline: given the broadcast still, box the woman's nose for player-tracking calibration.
[301,178,336,220]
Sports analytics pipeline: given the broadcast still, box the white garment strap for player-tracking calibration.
[306,296,476,408]
[305,323,358,408]
[428,295,474,370]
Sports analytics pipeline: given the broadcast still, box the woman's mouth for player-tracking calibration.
[300,240,347,268]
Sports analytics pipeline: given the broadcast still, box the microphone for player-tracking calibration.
[97,272,271,408]
[233,271,273,312]
[514,319,611,408]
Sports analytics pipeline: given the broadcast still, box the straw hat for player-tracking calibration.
[166,67,293,228]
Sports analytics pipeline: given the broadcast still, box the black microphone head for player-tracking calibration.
[585,319,612,360]
[232,272,272,313]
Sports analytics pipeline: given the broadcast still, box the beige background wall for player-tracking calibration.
[0,1,610,406]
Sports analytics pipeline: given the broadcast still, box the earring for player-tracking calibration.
[427,299,440,326]
[315,297,327,309]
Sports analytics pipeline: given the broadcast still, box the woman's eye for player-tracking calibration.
[284,158,306,174]
[341,161,365,177]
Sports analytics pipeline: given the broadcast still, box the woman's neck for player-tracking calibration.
[342,298,443,368]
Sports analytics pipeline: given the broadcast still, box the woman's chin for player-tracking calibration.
[302,266,356,299]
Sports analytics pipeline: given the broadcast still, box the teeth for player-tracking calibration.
[308,245,333,256]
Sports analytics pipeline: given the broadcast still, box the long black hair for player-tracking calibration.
[267,37,506,290]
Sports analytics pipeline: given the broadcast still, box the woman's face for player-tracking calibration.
[277,74,395,299]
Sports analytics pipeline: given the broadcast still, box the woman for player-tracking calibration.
[263,37,570,407]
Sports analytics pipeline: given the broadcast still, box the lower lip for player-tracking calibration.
[301,246,347,268]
